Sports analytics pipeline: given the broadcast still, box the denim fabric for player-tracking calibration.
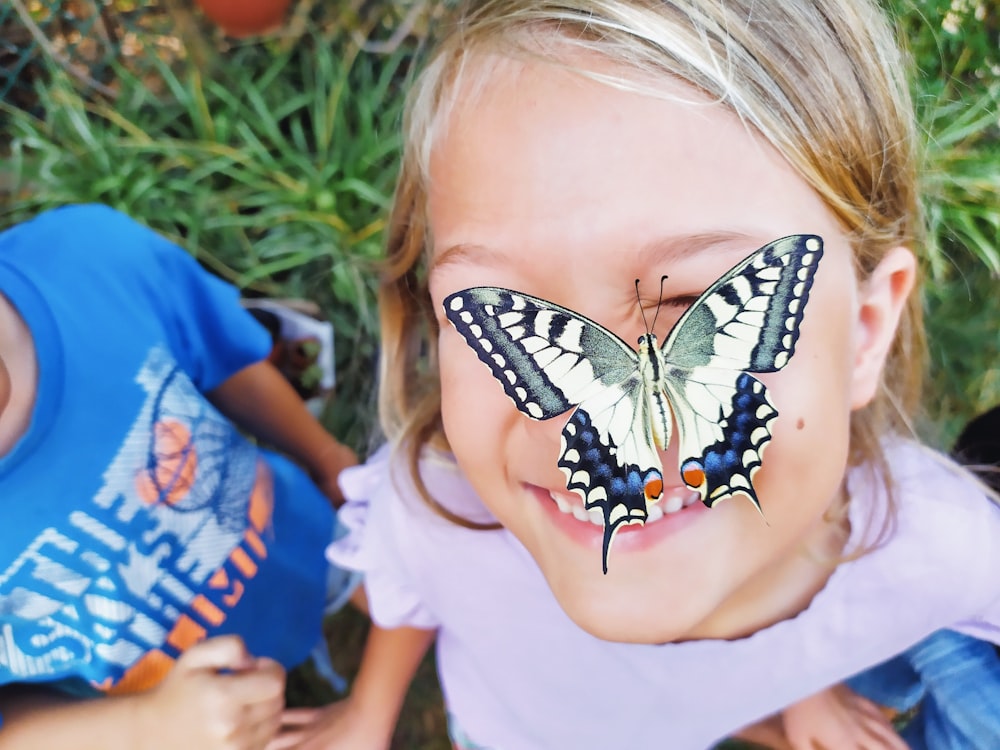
[448,712,493,750]
[309,515,364,693]
[847,629,1000,749]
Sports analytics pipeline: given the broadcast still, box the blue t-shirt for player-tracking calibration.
[0,205,334,695]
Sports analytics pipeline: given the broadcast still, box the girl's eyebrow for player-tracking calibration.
[429,242,508,274]
[632,230,757,268]
[430,230,756,273]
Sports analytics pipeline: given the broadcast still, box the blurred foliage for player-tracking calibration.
[0,1,997,748]
[885,0,1000,442]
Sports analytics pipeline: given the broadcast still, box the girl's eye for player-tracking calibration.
[655,295,700,312]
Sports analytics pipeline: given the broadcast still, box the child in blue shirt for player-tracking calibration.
[0,204,359,749]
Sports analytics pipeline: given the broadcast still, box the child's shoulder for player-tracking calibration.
[8,203,137,238]
[885,438,997,517]
[2,204,164,268]
[846,438,1000,610]
[343,442,495,525]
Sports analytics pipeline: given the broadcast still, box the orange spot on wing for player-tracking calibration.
[644,477,663,501]
[682,464,705,489]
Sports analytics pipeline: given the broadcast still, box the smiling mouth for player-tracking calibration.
[545,486,701,526]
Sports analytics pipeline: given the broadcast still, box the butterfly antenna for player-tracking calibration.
[649,274,669,336]
[634,278,652,334]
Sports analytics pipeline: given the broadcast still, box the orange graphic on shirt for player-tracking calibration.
[135,419,198,506]
[104,459,274,695]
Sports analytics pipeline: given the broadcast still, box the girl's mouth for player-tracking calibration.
[545,485,700,526]
[526,481,711,559]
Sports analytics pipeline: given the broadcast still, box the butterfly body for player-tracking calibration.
[443,235,823,572]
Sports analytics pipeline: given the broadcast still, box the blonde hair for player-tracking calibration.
[377,0,926,528]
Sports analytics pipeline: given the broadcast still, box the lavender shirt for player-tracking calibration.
[329,441,1000,749]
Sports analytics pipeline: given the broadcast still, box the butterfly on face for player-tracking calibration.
[443,235,823,573]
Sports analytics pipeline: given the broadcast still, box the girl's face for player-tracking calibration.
[427,54,907,643]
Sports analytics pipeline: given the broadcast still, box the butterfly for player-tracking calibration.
[443,235,823,573]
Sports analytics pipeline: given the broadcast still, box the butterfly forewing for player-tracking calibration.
[661,235,823,507]
[444,288,637,419]
[664,235,823,372]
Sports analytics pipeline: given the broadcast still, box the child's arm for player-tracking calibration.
[0,636,285,750]
[735,683,907,749]
[267,624,437,750]
[207,359,357,504]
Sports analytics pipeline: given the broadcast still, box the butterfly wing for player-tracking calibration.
[559,375,663,572]
[661,234,823,509]
[444,288,660,571]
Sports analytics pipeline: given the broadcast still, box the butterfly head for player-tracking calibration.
[637,333,658,350]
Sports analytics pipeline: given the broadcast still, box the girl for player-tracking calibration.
[279,0,1000,747]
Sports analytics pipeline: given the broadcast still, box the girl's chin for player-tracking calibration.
[543,571,715,644]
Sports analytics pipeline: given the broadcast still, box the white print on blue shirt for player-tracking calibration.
[0,346,273,691]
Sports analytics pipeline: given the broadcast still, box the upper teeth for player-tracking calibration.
[547,489,700,526]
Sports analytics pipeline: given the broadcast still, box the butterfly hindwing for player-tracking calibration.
[446,288,663,572]
[559,406,656,573]
[663,235,822,508]
[670,372,777,508]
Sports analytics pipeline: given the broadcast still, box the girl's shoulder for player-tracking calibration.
[844,437,1000,617]
[849,438,997,527]
[341,442,497,524]
[330,442,525,630]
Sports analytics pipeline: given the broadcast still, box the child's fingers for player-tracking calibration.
[278,707,324,726]
[175,634,254,673]
[847,693,908,750]
[264,732,306,750]
[226,658,287,705]
[237,711,284,750]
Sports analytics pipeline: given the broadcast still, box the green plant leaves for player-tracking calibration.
[1,22,412,448]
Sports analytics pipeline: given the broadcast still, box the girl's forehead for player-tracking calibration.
[424,50,843,276]
[427,46,722,182]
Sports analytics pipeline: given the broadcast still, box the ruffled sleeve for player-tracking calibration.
[327,445,440,630]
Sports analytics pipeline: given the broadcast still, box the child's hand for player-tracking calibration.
[736,683,907,750]
[136,635,286,750]
[309,440,359,506]
[265,699,393,750]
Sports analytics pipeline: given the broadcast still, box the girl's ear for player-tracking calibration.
[849,246,917,409]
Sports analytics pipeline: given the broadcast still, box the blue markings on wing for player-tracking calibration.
[559,409,651,573]
[685,373,775,511]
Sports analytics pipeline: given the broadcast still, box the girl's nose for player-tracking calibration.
[519,406,687,487]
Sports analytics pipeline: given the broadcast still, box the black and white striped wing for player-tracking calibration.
[443,287,637,420]
[661,234,823,508]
